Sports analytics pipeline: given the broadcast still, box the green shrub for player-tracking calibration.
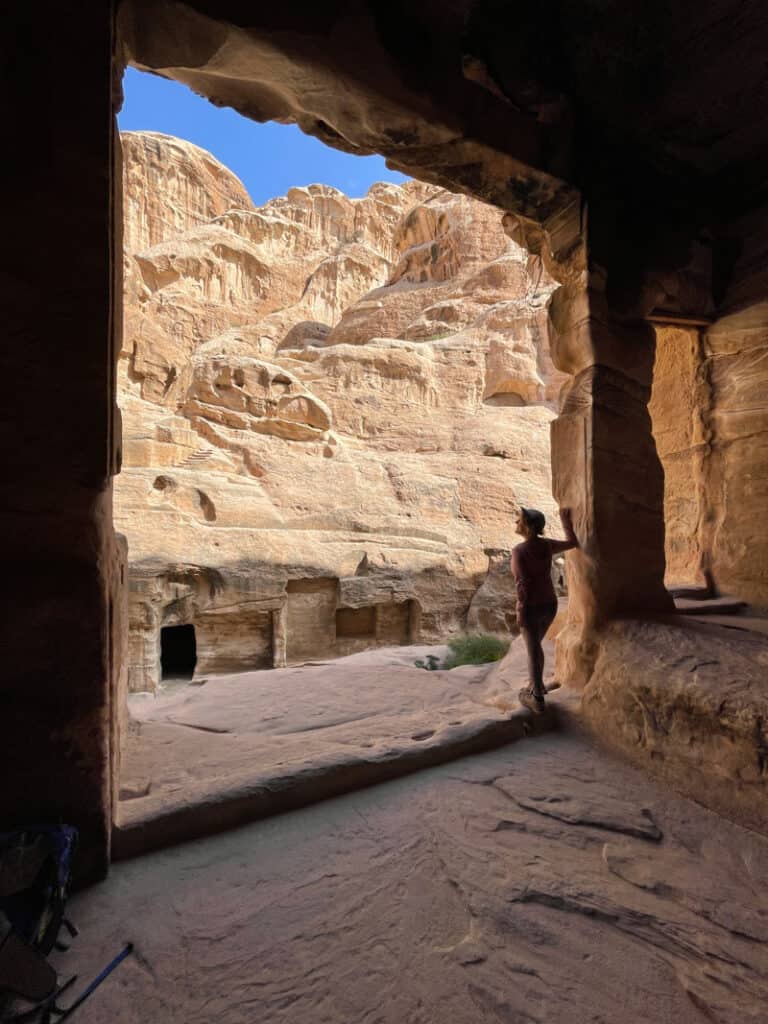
[442,633,509,669]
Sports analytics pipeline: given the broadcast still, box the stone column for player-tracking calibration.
[548,272,674,685]
[272,604,288,668]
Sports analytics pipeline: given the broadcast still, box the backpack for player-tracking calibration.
[0,826,78,1022]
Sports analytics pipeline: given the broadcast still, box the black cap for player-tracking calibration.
[520,507,546,535]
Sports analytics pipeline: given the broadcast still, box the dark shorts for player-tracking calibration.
[520,601,557,634]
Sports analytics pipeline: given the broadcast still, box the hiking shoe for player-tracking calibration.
[518,687,545,713]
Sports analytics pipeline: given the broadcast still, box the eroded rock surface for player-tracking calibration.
[651,317,768,607]
[117,132,565,690]
[581,617,768,835]
[115,637,557,850]
[122,131,255,253]
[58,733,768,1023]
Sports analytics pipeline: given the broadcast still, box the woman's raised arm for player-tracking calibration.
[548,507,579,555]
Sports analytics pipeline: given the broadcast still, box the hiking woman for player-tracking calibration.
[511,506,578,712]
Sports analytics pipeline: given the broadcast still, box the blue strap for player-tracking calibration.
[55,944,133,1021]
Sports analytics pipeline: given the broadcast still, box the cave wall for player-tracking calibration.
[0,6,122,881]
[702,201,768,607]
[651,313,768,607]
[701,306,768,607]
[2,0,766,880]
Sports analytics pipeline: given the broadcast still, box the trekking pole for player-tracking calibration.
[54,944,133,1021]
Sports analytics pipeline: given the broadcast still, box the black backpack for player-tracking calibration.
[0,826,78,1022]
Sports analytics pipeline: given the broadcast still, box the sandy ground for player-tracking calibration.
[56,730,768,1023]
[117,640,550,837]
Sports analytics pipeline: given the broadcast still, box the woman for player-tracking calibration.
[511,506,578,712]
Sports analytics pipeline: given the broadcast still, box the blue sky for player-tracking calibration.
[119,67,410,206]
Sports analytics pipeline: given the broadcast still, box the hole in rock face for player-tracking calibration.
[196,489,217,522]
[161,624,197,680]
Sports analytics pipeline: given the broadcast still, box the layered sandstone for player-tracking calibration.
[703,307,768,605]
[117,131,565,691]
[122,131,256,253]
[651,317,768,607]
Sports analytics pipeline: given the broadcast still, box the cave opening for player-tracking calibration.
[112,57,559,847]
[160,623,197,680]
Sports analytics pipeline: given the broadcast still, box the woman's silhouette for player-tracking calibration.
[511,506,578,712]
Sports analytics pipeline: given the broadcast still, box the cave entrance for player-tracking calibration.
[113,67,448,844]
[160,624,197,680]
[111,56,549,856]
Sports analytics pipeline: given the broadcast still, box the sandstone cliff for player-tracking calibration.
[117,131,565,690]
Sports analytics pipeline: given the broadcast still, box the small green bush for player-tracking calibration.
[442,633,509,669]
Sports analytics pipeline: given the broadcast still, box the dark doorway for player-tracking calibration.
[161,623,197,680]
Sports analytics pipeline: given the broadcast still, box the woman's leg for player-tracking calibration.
[519,604,558,711]
[531,634,546,697]
[533,604,558,696]
[519,614,545,710]
[520,623,539,693]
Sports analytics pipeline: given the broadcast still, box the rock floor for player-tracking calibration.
[116,641,551,854]
[58,731,768,1023]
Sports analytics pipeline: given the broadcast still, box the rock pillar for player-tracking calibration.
[0,6,123,881]
[548,273,674,685]
[272,605,288,668]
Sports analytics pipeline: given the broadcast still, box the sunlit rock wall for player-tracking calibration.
[651,317,768,606]
[117,131,567,690]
